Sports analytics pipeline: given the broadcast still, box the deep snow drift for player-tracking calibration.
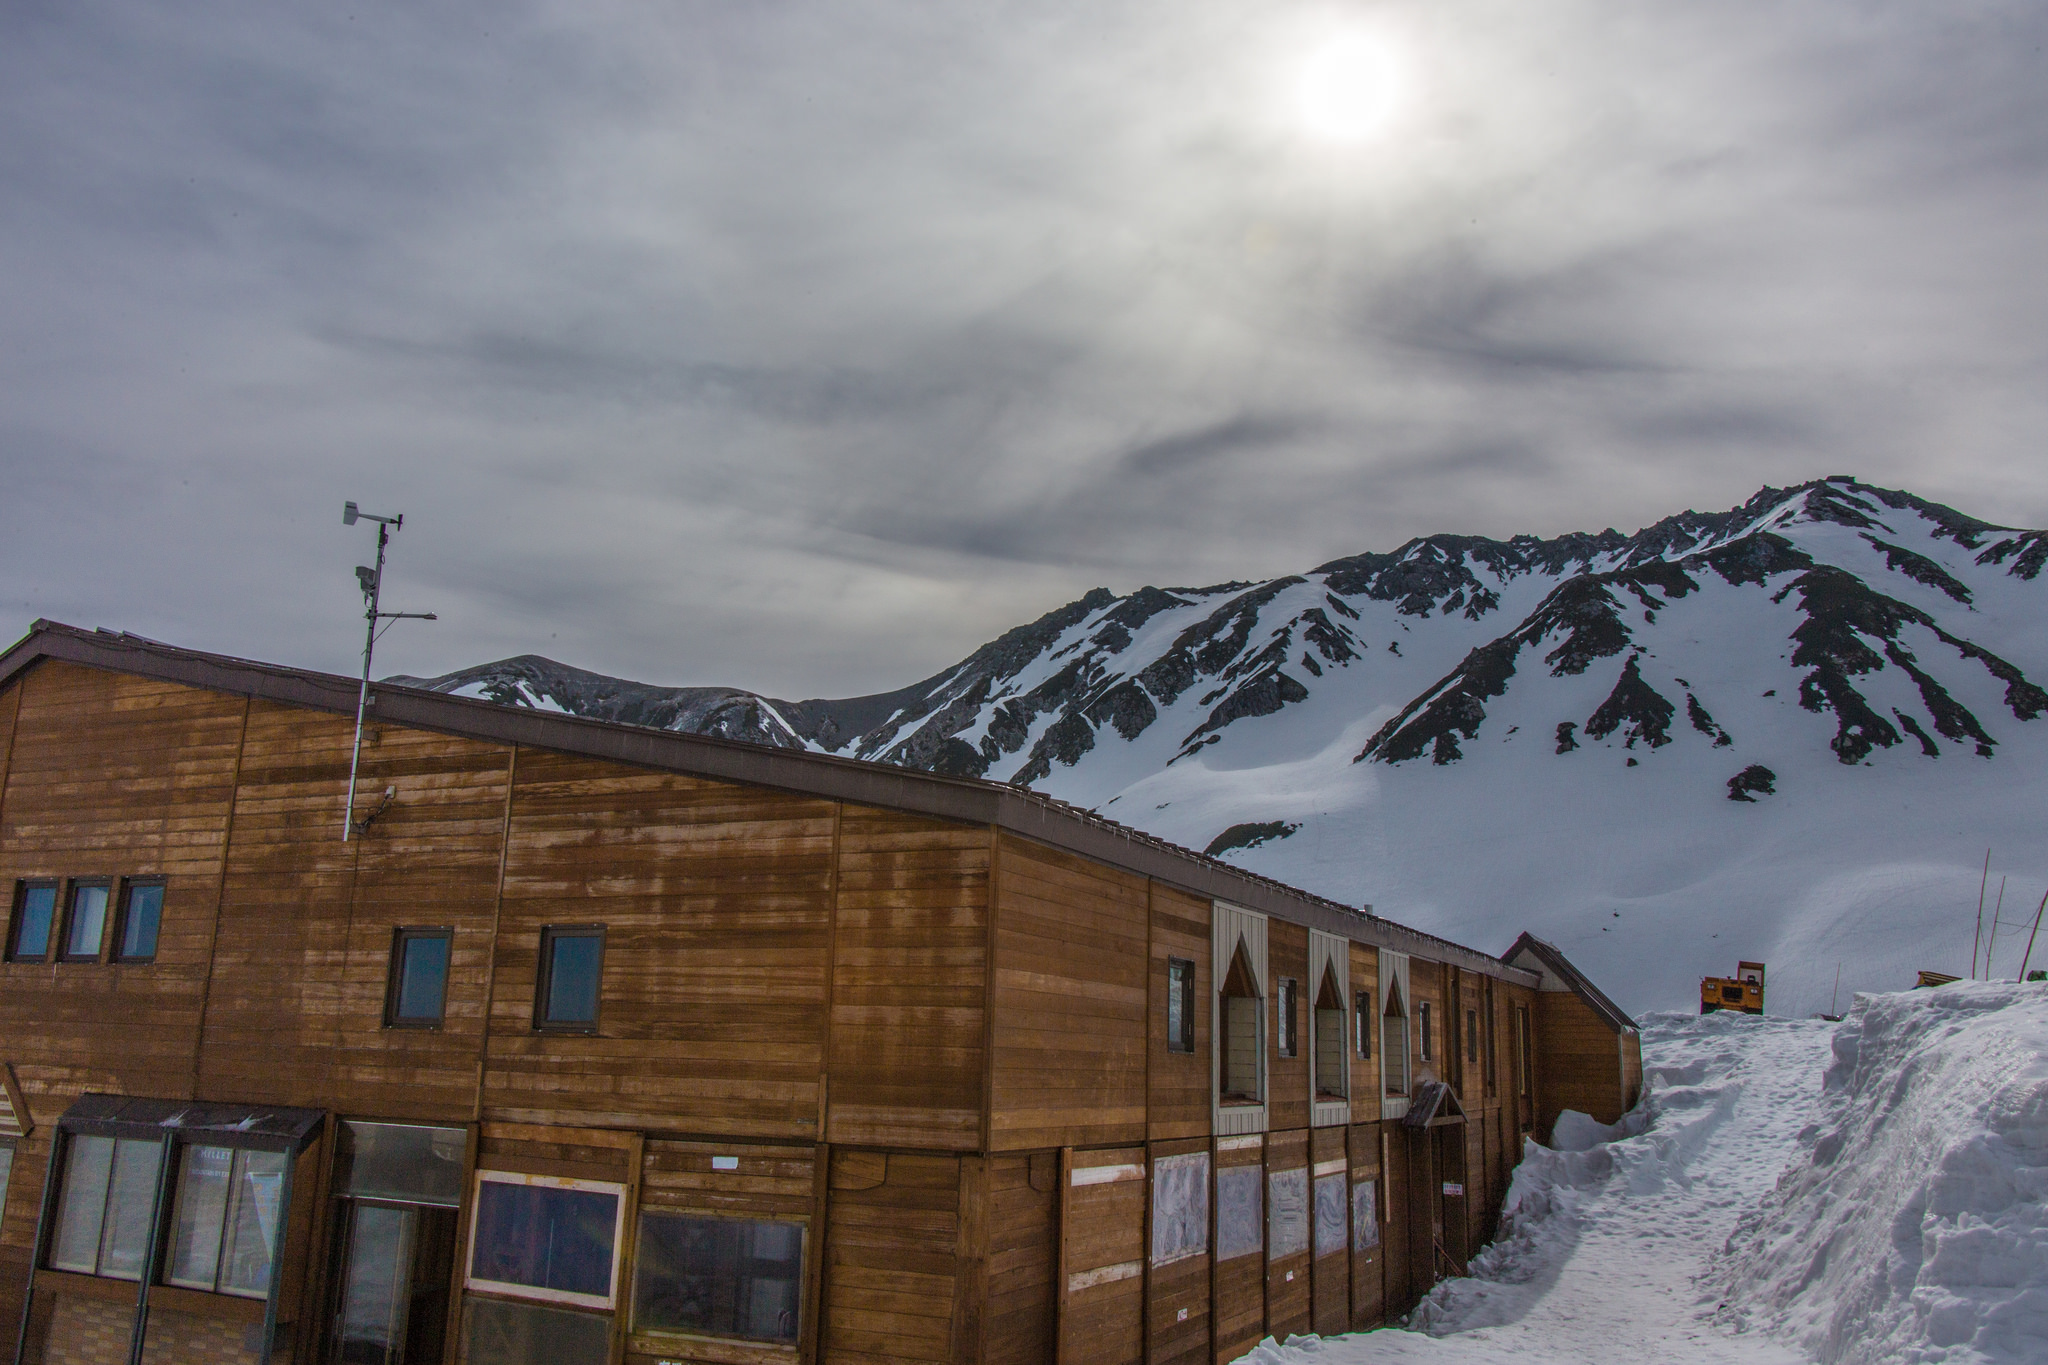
[1233,983,2048,1365]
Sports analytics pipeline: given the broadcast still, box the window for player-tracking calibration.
[331,1122,466,1365]
[8,881,57,961]
[1355,990,1372,1059]
[1484,986,1499,1096]
[1516,1006,1533,1098]
[113,880,165,962]
[0,1141,12,1212]
[386,928,453,1028]
[1218,944,1263,1103]
[59,880,111,962]
[1467,1008,1479,1063]
[467,1171,624,1309]
[48,1135,162,1279]
[535,926,605,1032]
[1382,984,1409,1096]
[1419,1001,1433,1061]
[1313,970,1346,1099]
[1166,957,1196,1053]
[1275,977,1298,1058]
[632,1212,804,1343]
[165,1144,289,1297]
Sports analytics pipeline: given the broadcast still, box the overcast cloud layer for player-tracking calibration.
[3,1,2045,695]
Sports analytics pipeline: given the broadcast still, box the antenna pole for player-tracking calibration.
[1830,962,1841,1018]
[1988,876,2008,978]
[2018,886,2048,985]
[343,522,389,841]
[1972,849,1991,979]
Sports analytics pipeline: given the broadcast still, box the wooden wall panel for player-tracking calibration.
[1348,943,1380,1126]
[988,834,1146,1151]
[1058,1146,1144,1365]
[1533,992,1626,1137]
[1408,957,1445,1092]
[490,751,836,1137]
[1347,1124,1384,1330]
[1147,886,1211,1142]
[1378,1121,1412,1317]
[1144,1137,1210,1365]
[828,806,990,1150]
[1309,1126,1348,1336]
[0,665,245,1107]
[986,1153,1056,1365]
[1265,923,1309,1132]
[822,1151,959,1365]
[1262,1128,1310,1339]
[1210,1136,1264,1365]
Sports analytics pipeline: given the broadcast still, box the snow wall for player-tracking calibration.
[1718,982,2048,1364]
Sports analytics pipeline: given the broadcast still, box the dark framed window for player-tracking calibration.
[113,879,166,963]
[632,1211,804,1344]
[1419,1001,1433,1061]
[59,880,112,962]
[48,1134,163,1279]
[1218,944,1263,1103]
[1166,957,1196,1054]
[535,926,606,1032]
[386,928,454,1028]
[1355,990,1372,1058]
[467,1171,623,1308]
[1275,978,1298,1058]
[1466,1008,1479,1063]
[7,880,58,962]
[165,1144,288,1297]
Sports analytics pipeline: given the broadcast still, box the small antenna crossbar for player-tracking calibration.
[342,503,436,840]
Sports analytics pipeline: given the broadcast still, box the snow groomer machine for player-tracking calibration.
[1700,960,1766,1014]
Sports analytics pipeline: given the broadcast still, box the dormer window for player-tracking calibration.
[1382,981,1409,1096]
[1314,967,1347,1100]
[1218,942,1264,1103]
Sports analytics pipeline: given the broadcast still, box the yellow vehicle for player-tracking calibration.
[1700,960,1766,1015]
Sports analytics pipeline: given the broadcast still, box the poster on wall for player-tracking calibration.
[1313,1173,1347,1258]
[1352,1178,1379,1250]
[1149,1152,1211,1266]
[1267,1167,1308,1259]
[1215,1165,1263,1261]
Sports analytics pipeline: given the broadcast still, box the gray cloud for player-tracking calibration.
[2,0,2045,696]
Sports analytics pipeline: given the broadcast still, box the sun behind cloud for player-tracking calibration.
[1293,30,1406,143]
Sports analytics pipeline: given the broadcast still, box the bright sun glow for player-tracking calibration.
[1294,33,1403,143]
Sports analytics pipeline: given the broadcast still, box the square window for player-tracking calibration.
[165,1144,288,1298]
[1166,958,1195,1054]
[1275,978,1298,1058]
[113,880,165,963]
[467,1171,623,1309]
[632,1211,804,1343]
[386,928,453,1028]
[60,881,112,962]
[535,926,605,1032]
[8,881,58,961]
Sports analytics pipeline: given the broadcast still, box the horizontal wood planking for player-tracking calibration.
[988,834,1147,1150]
[1348,1123,1385,1330]
[1059,1145,1145,1365]
[640,1140,816,1221]
[829,805,990,1150]
[1534,992,1629,1133]
[1211,1134,1264,1365]
[822,1150,959,1365]
[1262,1128,1310,1339]
[1309,1127,1348,1336]
[1148,885,1211,1141]
[1348,943,1380,1126]
[986,1153,1056,1365]
[1266,922,1310,1132]
[1145,1134,1212,1365]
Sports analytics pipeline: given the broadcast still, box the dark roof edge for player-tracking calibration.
[0,622,1536,986]
[1502,932,1637,1032]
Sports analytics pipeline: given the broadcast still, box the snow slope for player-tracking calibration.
[395,479,2048,1017]
[1230,982,2048,1365]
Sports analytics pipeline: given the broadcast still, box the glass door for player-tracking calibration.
[332,1199,457,1364]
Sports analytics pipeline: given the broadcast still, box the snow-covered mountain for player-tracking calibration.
[394,478,2048,1019]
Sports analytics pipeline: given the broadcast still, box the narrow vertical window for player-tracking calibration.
[1381,983,1409,1096]
[60,880,112,962]
[7,881,58,961]
[1466,1009,1479,1063]
[1419,1001,1433,1061]
[1516,1006,1533,1097]
[1355,990,1372,1059]
[1275,978,1298,1058]
[113,880,165,963]
[1313,969,1347,1099]
[1218,943,1263,1103]
[536,926,606,1032]
[1166,957,1196,1054]
[386,927,454,1028]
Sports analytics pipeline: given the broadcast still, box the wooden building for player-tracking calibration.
[1500,934,1643,1141]
[0,622,1635,1365]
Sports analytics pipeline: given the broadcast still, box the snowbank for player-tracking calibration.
[1715,982,2048,1364]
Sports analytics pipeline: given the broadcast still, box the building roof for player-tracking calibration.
[0,620,1539,986]
[1502,932,1637,1033]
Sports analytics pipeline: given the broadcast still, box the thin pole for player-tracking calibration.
[1988,877,2008,979]
[1830,962,1842,1017]
[2018,886,2048,984]
[342,521,389,841]
[1972,849,1991,979]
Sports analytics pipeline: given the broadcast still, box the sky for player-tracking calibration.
[3,1,2046,699]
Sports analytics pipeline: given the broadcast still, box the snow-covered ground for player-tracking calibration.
[1234,983,2048,1365]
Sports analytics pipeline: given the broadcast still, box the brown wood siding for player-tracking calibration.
[988,834,1146,1151]
[1147,886,1211,1142]
[1210,1137,1263,1365]
[828,805,990,1150]
[1408,957,1445,1091]
[822,1150,959,1365]
[488,751,836,1137]
[1262,1128,1310,1339]
[1347,943,1380,1126]
[1057,1146,1144,1365]
[1309,1125,1347,1336]
[1533,991,1627,1137]
[1347,1123,1384,1330]
[1265,923,1309,1131]
[1144,1136,1210,1365]
[1621,1028,1644,1111]
[986,1152,1057,1365]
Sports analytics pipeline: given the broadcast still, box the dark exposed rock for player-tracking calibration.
[1893,708,1940,757]
[1686,693,1733,747]
[1586,656,1676,750]
[1727,765,1777,801]
[1556,722,1579,754]
[1181,670,1311,750]
[1204,821,1299,857]
[1860,534,1971,603]
[1083,679,1158,741]
[1704,532,1813,588]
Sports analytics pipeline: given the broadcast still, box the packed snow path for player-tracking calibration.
[1240,1009,1841,1364]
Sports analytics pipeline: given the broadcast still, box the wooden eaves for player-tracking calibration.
[0,619,1538,987]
